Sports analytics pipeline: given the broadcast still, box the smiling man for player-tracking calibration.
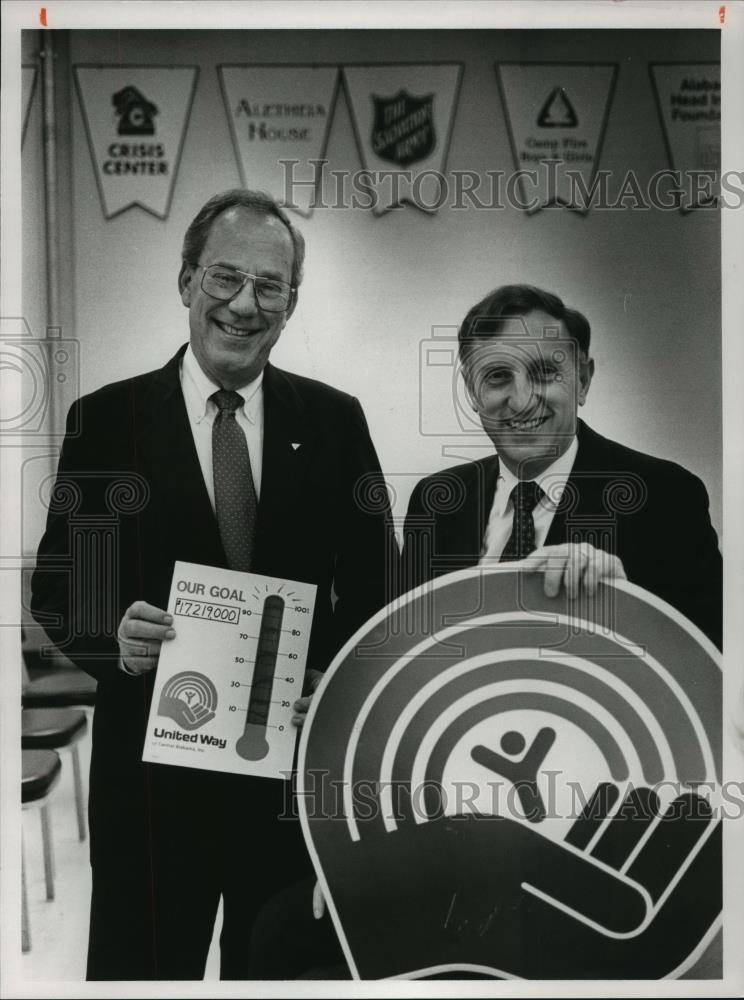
[401,284,722,646]
[31,189,397,980]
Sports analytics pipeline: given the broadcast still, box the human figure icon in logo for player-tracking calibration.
[471,726,556,822]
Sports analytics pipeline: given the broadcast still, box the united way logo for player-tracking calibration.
[158,670,218,731]
[299,569,721,979]
[113,85,158,135]
[370,90,436,167]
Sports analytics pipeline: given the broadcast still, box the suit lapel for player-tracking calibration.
[440,455,500,570]
[138,346,225,567]
[255,364,316,568]
[545,420,608,546]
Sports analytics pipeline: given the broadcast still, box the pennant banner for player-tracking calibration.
[74,65,198,219]
[218,65,340,217]
[496,63,617,214]
[343,64,463,215]
[22,65,38,147]
[650,63,720,211]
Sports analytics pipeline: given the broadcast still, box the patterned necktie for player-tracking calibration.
[211,389,257,572]
[499,480,544,562]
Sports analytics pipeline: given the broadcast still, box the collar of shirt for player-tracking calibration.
[493,436,579,515]
[181,344,263,425]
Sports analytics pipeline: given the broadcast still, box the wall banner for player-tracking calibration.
[218,65,340,217]
[496,63,617,214]
[22,65,38,147]
[74,65,199,219]
[300,569,721,980]
[650,63,720,212]
[343,63,463,216]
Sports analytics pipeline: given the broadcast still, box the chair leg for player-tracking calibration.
[21,836,30,953]
[40,804,55,901]
[71,743,87,841]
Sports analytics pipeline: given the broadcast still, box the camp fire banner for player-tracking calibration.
[343,64,463,216]
[650,63,720,211]
[74,65,198,219]
[22,65,37,147]
[218,65,340,217]
[496,63,617,214]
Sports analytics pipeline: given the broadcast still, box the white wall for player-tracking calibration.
[23,27,722,552]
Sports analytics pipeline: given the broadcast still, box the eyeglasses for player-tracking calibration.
[199,264,294,313]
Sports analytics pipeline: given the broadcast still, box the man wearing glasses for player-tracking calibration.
[31,189,396,980]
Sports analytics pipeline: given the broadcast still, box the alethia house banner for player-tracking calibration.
[343,63,463,216]
[496,62,617,214]
[74,65,198,219]
[218,65,340,217]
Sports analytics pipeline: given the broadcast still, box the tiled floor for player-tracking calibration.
[20,717,221,983]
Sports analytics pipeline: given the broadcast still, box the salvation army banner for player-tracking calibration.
[650,63,720,211]
[496,63,617,214]
[299,569,721,979]
[218,65,340,217]
[343,64,463,215]
[22,65,38,147]
[74,65,198,219]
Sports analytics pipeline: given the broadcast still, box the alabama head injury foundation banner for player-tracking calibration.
[496,62,617,214]
[218,65,340,217]
[74,65,198,219]
[650,63,720,211]
[343,63,463,215]
[300,569,721,980]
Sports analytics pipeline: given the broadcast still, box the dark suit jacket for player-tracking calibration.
[400,420,722,648]
[30,345,398,857]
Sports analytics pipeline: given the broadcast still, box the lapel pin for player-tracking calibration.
[291,442,301,451]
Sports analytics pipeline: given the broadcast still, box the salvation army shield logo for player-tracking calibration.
[371,90,436,167]
[299,569,721,979]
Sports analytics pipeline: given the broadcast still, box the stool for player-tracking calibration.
[21,749,62,953]
[22,665,97,709]
[22,708,88,841]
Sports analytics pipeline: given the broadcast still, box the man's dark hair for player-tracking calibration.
[181,188,306,288]
[458,284,591,366]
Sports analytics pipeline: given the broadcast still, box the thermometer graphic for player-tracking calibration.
[236,595,286,760]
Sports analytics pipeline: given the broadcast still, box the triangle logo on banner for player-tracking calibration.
[218,65,340,218]
[22,65,38,147]
[496,63,617,215]
[74,65,199,219]
[650,63,720,212]
[343,64,463,215]
[537,87,579,128]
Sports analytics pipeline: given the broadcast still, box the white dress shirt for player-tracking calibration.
[479,437,579,565]
[180,344,264,506]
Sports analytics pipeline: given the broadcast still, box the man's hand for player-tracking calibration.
[117,600,175,675]
[292,668,324,729]
[521,542,627,599]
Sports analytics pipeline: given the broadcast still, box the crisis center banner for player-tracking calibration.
[74,65,198,219]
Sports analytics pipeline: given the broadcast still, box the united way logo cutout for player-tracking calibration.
[299,570,721,980]
[371,90,436,167]
[158,670,218,731]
